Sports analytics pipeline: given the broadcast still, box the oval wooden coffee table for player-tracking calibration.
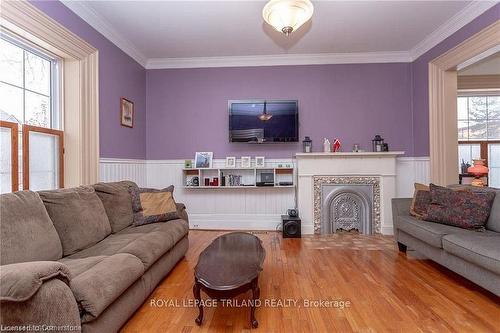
[193,232,266,328]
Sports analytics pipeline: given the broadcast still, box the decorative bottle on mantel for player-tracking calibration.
[332,138,341,152]
[323,138,331,152]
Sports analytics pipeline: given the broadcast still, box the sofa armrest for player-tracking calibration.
[176,202,189,223]
[0,262,81,331]
[391,198,412,224]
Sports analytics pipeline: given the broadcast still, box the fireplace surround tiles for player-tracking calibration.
[314,177,381,234]
[296,152,403,235]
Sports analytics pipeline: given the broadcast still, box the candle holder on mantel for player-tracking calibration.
[302,136,312,153]
[372,135,384,152]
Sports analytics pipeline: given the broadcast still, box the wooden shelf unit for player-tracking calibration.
[182,167,295,189]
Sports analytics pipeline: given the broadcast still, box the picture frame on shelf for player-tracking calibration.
[255,156,265,168]
[194,152,213,169]
[241,156,251,168]
[120,98,134,128]
[225,156,236,168]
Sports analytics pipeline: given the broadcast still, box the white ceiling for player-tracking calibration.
[61,1,498,68]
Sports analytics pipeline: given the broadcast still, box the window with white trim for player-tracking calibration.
[0,31,63,192]
[457,94,500,188]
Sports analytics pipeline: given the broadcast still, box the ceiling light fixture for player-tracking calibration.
[262,0,314,36]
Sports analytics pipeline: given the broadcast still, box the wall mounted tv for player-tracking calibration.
[228,100,298,143]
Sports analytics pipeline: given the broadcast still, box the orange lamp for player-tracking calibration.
[467,159,489,187]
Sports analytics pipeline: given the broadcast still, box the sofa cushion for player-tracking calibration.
[39,186,112,256]
[442,233,500,275]
[424,184,496,230]
[59,256,108,277]
[0,191,62,264]
[93,181,136,233]
[68,253,144,323]
[65,219,189,269]
[425,184,496,230]
[118,218,188,243]
[396,216,472,248]
[129,185,180,226]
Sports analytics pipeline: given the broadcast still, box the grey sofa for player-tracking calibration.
[392,188,500,296]
[0,181,189,333]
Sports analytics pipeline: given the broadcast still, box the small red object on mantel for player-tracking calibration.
[332,138,341,152]
[213,178,219,186]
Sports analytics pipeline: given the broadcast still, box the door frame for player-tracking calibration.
[428,20,499,185]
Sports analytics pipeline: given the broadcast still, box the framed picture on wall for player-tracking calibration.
[255,156,265,168]
[241,156,251,168]
[226,157,236,168]
[195,152,213,169]
[120,98,134,128]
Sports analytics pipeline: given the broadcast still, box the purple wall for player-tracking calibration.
[146,64,413,159]
[30,0,147,159]
[411,4,500,156]
[29,1,499,160]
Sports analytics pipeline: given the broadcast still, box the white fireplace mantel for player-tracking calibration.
[296,151,404,235]
[296,152,405,157]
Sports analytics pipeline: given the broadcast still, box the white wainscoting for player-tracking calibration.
[396,157,431,198]
[99,158,147,187]
[99,156,430,232]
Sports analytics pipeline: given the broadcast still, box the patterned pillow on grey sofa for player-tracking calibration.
[424,184,496,230]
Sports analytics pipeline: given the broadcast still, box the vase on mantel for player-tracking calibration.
[467,159,488,187]
[323,138,331,152]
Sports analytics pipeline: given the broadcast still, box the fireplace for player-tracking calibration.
[296,151,403,235]
[313,176,381,234]
[321,184,373,234]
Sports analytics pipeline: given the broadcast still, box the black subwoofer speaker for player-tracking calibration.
[282,215,301,238]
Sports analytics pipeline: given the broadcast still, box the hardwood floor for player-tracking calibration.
[121,231,499,333]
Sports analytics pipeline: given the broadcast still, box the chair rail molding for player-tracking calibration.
[1,0,100,187]
[428,20,500,185]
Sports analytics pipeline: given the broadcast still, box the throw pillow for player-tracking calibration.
[409,183,431,218]
[424,184,496,230]
[129,184,180,226]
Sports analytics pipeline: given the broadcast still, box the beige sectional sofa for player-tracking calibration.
[0,181,189,333]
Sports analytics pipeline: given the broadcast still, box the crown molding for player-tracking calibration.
[145,51,412,69]
[410,1,498,61]
[60,0,147,67]
[61,0,497,69]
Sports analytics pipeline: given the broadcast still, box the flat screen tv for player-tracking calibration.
[228,100,298,143]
